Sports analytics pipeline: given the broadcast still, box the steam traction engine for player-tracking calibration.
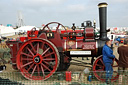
[6,3,119,81]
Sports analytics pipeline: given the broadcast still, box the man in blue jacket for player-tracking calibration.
[102,39,115,84]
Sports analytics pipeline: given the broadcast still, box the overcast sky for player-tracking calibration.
[0,0,128,27]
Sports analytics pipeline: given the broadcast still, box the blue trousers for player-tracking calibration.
[104,63,113,81]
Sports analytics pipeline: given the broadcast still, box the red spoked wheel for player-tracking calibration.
[16,38,60,80]
[93,56,119,82]
[42,22,67,32]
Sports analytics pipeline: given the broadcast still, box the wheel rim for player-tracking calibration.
[93,56,119,82]
[17,39,59,80]
[42,22,67,32]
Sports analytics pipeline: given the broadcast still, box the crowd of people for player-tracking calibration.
[102,38,128,84]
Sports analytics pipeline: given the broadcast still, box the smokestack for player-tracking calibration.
[98,2,108,40]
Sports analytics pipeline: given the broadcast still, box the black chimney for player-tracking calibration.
[98,2,108,40]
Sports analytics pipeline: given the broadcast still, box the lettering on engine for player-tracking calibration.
[82,44,95,49]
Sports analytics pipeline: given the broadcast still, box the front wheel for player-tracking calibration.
[93,56,119,82]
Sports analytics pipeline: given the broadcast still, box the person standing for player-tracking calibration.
[102,39,115,84]
[118,38,128,84]
[114,38,119,47]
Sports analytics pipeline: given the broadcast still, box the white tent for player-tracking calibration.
[15,26,39,34]
[0,26,17,37]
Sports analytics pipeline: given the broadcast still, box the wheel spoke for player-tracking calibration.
[96,64,104,68]
[27,63,35,72]
[41,63,51,72]
[21,52,33,58]
[22,58,33,61]
[21,61,33,68]
[30,65,37,77]
[43,61,49,65]
[37,64,40,76]
[29,42,36,53]
[41,64,45,77]
[44,61,54,69]
[37,43,39,53]
[41,47,50,56]
[27,47,34,56]
[56,24,60,29]
[96,69,104,72]
[43,52,54,58]
[99,59,104,65]
[99,72,105,78]
[43,58,55,61]
[41,42,44,49]
[46,25,50,30]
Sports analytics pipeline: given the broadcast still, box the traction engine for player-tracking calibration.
[6,3,119,81]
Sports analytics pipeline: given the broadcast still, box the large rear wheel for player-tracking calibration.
[16,38,60,80]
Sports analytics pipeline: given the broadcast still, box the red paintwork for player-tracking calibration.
[85,27,95,40]
[6,22,97,80]
[20,37,28,42]
[49,30,96,52]
[27,30,38,39]
[38,33,47,39]
[61,30,84,39]
[6,41,23,70]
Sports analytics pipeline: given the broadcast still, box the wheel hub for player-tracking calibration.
[33,54,42,64]
[34,56,40,63]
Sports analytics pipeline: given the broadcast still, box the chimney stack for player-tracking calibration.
[98,2,108,40]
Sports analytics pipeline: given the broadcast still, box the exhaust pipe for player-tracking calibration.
[98,2,108,40]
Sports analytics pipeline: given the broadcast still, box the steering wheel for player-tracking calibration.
[42,22,67,32]
[28,27,37,37]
